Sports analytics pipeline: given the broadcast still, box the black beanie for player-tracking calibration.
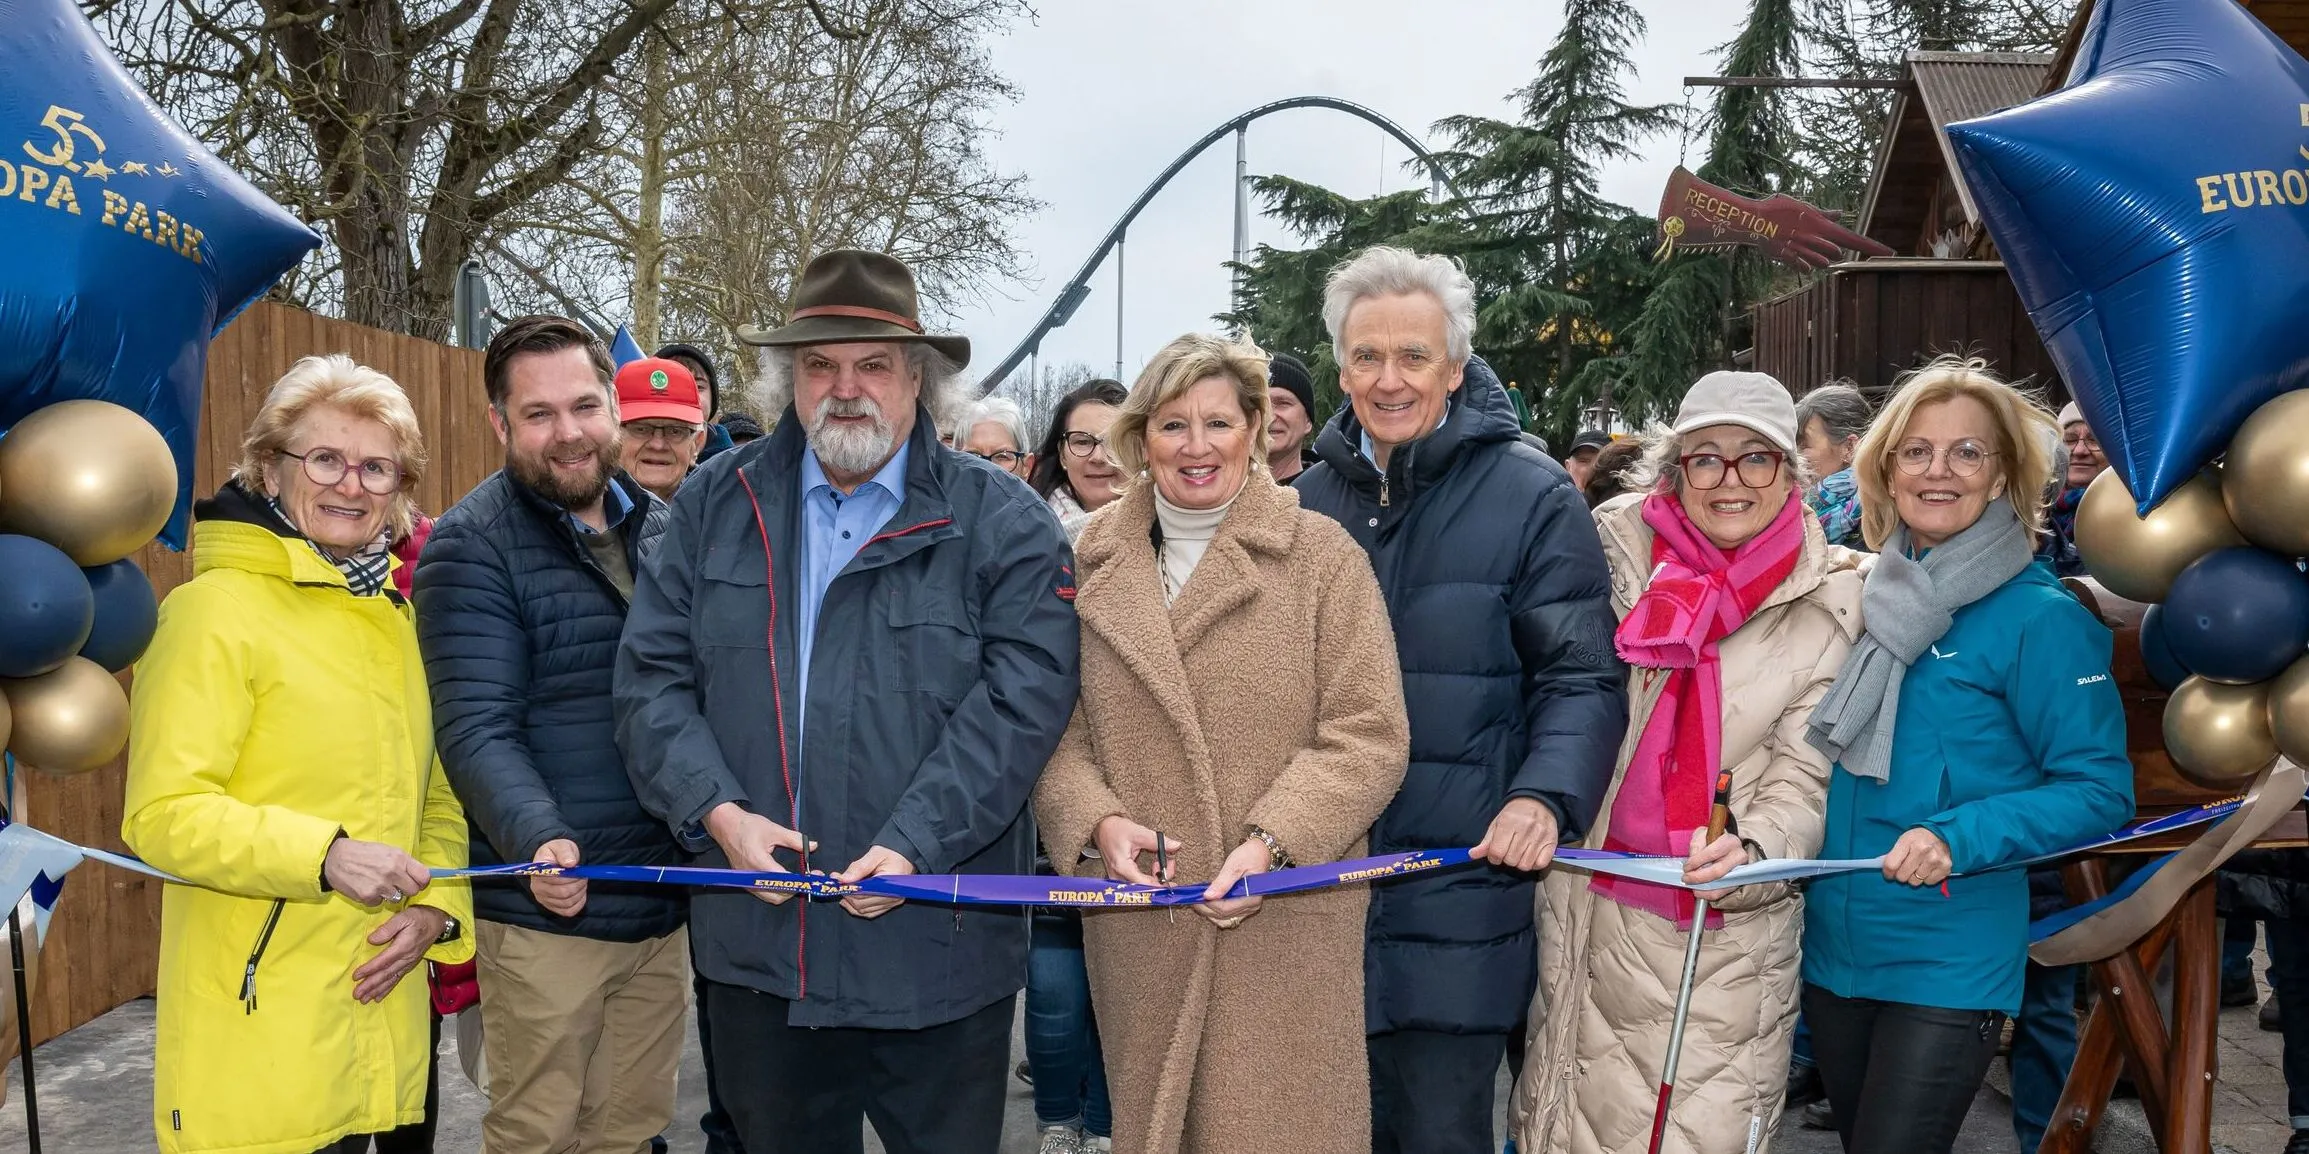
[1267,352,1315,413]
[654,342,722,421]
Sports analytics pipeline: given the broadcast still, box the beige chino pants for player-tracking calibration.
[475,921,690,1154]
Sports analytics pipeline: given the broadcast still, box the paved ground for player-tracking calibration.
[0,962,2293,1154]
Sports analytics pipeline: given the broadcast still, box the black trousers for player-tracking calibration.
[694,966,746,1154]
[1802,984,2004,1154]
[703,979,1013,1154]
[1368,1029,1510,1154]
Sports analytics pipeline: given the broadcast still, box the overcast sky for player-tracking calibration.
[945,0,1747,389]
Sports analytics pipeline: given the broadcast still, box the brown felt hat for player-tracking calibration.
[736,249,970,367]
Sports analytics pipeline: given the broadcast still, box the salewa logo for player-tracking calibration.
[2078,673,2110,686]
[1930,645,1959,660]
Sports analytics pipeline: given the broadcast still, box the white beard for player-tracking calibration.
[807,396,897,476]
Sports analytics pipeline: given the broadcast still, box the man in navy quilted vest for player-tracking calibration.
[1293,246,1629,1154]
[615,249,1080,1154]
[414,314,689,1153]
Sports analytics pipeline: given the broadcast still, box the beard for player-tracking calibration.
[508,432,619,511]
[806,394,899,476]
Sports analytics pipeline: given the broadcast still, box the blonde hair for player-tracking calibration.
[1854,355,2055,550]
[1108,333,1274,480]
[231,354,428,540]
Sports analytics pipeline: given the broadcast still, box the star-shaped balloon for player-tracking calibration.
[1946,0,2309,514]
[0,0,320,547]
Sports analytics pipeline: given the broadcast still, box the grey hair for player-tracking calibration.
[750,342,970,430]
[1795,381,1873,446]
[953,394,1030,453]
[1623,422,1816,495]
[1321,245,1477,365]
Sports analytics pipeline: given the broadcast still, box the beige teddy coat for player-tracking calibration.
[1033,475,1410,1154]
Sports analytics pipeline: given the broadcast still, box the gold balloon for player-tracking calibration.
[2164,675,2279,789]
[1,657,129,774]
[2074,467,2246,604]
[2269,656,2309,767]
[0,399,178,565]
[2224,390,2309,556]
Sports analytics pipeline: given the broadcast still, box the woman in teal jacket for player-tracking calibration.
[1800,356,2132,1154]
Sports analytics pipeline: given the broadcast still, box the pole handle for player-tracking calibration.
[1704,768,1734,844]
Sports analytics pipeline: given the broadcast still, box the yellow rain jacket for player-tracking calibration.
[125,505,475,1154]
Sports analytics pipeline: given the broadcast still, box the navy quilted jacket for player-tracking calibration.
[415,470,685,942]
[1295,358,1628,1035]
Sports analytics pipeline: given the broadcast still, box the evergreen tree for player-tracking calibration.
[1430,0,1678,431]
[1611,0,1803,422]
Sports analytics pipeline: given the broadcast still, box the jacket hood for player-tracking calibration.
[1310,354,1523,498]
[190,479,355,591]
[1592,490,1863,641]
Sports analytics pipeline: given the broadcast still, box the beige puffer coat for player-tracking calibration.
[1511,493,1862,1154]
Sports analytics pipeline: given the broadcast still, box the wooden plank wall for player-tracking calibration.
[19,301,492,1046]
[1750,260,2070,409]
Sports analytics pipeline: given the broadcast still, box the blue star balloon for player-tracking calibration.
[1946,0,2309,514]
[0,0,320,547]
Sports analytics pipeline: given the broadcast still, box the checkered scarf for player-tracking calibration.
[265,494,393,598]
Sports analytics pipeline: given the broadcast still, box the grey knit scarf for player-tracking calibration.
[1806,495,2038,781]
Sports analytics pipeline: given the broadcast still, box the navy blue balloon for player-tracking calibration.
[1944,0,2309,514]
[78,557,155,672]
[2137,603,2192,692]
[0,532,94,677]
[2162,547,2309,684]
[0,0,320,548]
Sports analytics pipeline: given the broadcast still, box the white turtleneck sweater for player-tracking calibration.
[1154,486,1237,605]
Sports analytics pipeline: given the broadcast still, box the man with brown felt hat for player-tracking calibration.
[616,249,1081,1154]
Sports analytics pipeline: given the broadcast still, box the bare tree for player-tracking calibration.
[1000,359,1102,443]
[481,0,1035,399]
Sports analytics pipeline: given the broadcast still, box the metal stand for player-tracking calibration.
[8,904,39,1154]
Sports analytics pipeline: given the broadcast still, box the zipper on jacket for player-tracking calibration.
[239,899,286,1014]
[1379,473,1390,507]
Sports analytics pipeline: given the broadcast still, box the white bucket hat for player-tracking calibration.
[1672,371,1799,454]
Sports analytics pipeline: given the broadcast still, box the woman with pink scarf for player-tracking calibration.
[1510,371,1863,1154]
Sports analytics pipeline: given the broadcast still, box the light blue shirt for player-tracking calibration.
[795,441,910,787]
[568,478,633,536]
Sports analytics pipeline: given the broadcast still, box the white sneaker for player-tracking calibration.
[1085,1137,1112,1152]
[1037,1124,1086,1154]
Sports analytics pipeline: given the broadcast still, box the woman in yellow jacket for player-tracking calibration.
[124,354,475,1154]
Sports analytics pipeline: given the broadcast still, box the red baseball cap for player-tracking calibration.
[614,357,704,424]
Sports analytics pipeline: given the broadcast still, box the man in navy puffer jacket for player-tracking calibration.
[1294,247,1628,1154]
[416,315,689,1154]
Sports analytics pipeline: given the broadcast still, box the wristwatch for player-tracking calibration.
[435,914,461,945]
[1247,825,1292,872]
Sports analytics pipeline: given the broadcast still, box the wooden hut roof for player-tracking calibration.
[1855,52,2053,254]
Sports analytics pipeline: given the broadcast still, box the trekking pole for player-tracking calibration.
[1647,768,1736,1154]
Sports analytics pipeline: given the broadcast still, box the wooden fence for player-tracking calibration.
[1749,258,2069,407]
[18,301,493,1045]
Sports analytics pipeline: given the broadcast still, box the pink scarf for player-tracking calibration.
[1590,492,1804,927]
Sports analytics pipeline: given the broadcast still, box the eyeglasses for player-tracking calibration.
[970,449,1025,467]
[282,448,402,495]
[1680,450,1785,491]
[1893,438,1999,477]
[625,421,700,446]
[1061,431,1114,459]
[2061,431,2100,453]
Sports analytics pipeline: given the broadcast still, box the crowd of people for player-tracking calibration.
[121,241,2173,1154]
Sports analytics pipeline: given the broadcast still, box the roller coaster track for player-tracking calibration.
[977,96,1465,392]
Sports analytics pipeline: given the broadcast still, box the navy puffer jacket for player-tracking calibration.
[1296,358,1628,1035]
[416,471,685,942]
